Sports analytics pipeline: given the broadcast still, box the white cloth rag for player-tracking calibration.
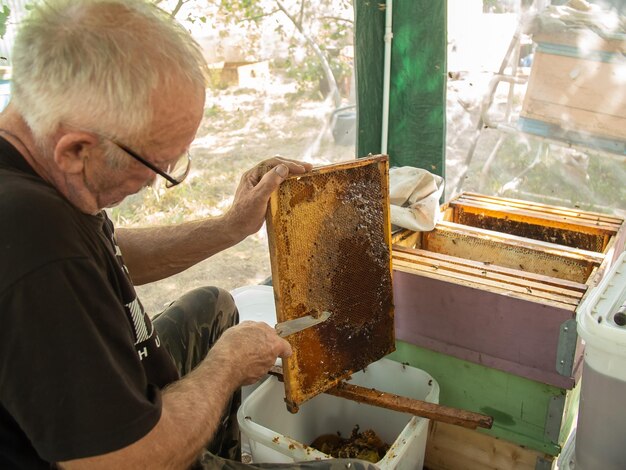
[389,167,445,232]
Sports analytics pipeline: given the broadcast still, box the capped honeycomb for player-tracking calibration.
[266,155,395,411]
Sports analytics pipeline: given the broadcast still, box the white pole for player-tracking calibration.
[381,0,393,155]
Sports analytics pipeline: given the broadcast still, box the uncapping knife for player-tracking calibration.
[275,311,332,338]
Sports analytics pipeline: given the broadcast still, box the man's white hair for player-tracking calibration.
[11,0,208,143]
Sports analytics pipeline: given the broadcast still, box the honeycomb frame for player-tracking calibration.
[266,155,395,411]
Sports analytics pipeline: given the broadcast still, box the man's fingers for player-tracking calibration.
[245,158,310,189]
[277,337,293,358]
[254,163,289,198]
[254,157,313,191]
[274,164,288,178]
[264,157,312,175]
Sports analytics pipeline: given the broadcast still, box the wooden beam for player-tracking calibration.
[267,366,493,430]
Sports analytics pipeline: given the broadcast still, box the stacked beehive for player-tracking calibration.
[389,192,625,469]
[518,30,625,155]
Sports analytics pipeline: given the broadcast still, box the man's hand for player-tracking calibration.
[224,156,312,240]
[116,157,311,285]
[209,321,292,386]
[57,320,291,470]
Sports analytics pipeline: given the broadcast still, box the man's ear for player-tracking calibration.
[53,132,100,174]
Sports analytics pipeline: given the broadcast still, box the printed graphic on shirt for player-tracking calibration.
[126,297,163,362]
[114,242,131,277]
[127,298,154,345]
[110,232,162,361]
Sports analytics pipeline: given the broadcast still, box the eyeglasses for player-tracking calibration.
[112,140,191,188]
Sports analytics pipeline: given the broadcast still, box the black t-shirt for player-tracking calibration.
[0,137,179,467]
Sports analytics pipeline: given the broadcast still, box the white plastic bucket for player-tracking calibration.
[575,251,626,470]
[237,358,439,470]
[231,285,278,456]
[556,428,576,470]
[231,285,276,327]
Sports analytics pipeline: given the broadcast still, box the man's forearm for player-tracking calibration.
[116,215,244,285]
[59,347,241,470]
[116,158,312,285]
[149,348,241,468]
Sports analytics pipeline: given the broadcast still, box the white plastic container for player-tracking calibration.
[231,285,279,456]
[231,285,276,327]
[556,428,576,470]
[231,284,278,403]
[237,358,439,469]
[575,251,626,470]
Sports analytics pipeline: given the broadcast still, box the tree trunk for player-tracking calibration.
[275,0,341,108]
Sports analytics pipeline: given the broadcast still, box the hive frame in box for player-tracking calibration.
[265,155,395,411]
[393,192,625,389]
[389,192,625,456]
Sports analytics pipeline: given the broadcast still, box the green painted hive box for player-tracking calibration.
[387,341,579,457]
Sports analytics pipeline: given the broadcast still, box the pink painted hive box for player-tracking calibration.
[392,193,625,389]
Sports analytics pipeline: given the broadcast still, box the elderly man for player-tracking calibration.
[0,1,377,469]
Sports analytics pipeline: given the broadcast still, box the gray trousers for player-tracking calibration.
[154,286,378,470]
[153,286,242,462]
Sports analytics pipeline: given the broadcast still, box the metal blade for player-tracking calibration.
[275,311,332,338]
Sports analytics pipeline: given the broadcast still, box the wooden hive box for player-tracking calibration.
[219,60,270,88]
[424,421,556,470]
[518,30,626,154]
[392,193,625,389]
[389,341,578,458]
